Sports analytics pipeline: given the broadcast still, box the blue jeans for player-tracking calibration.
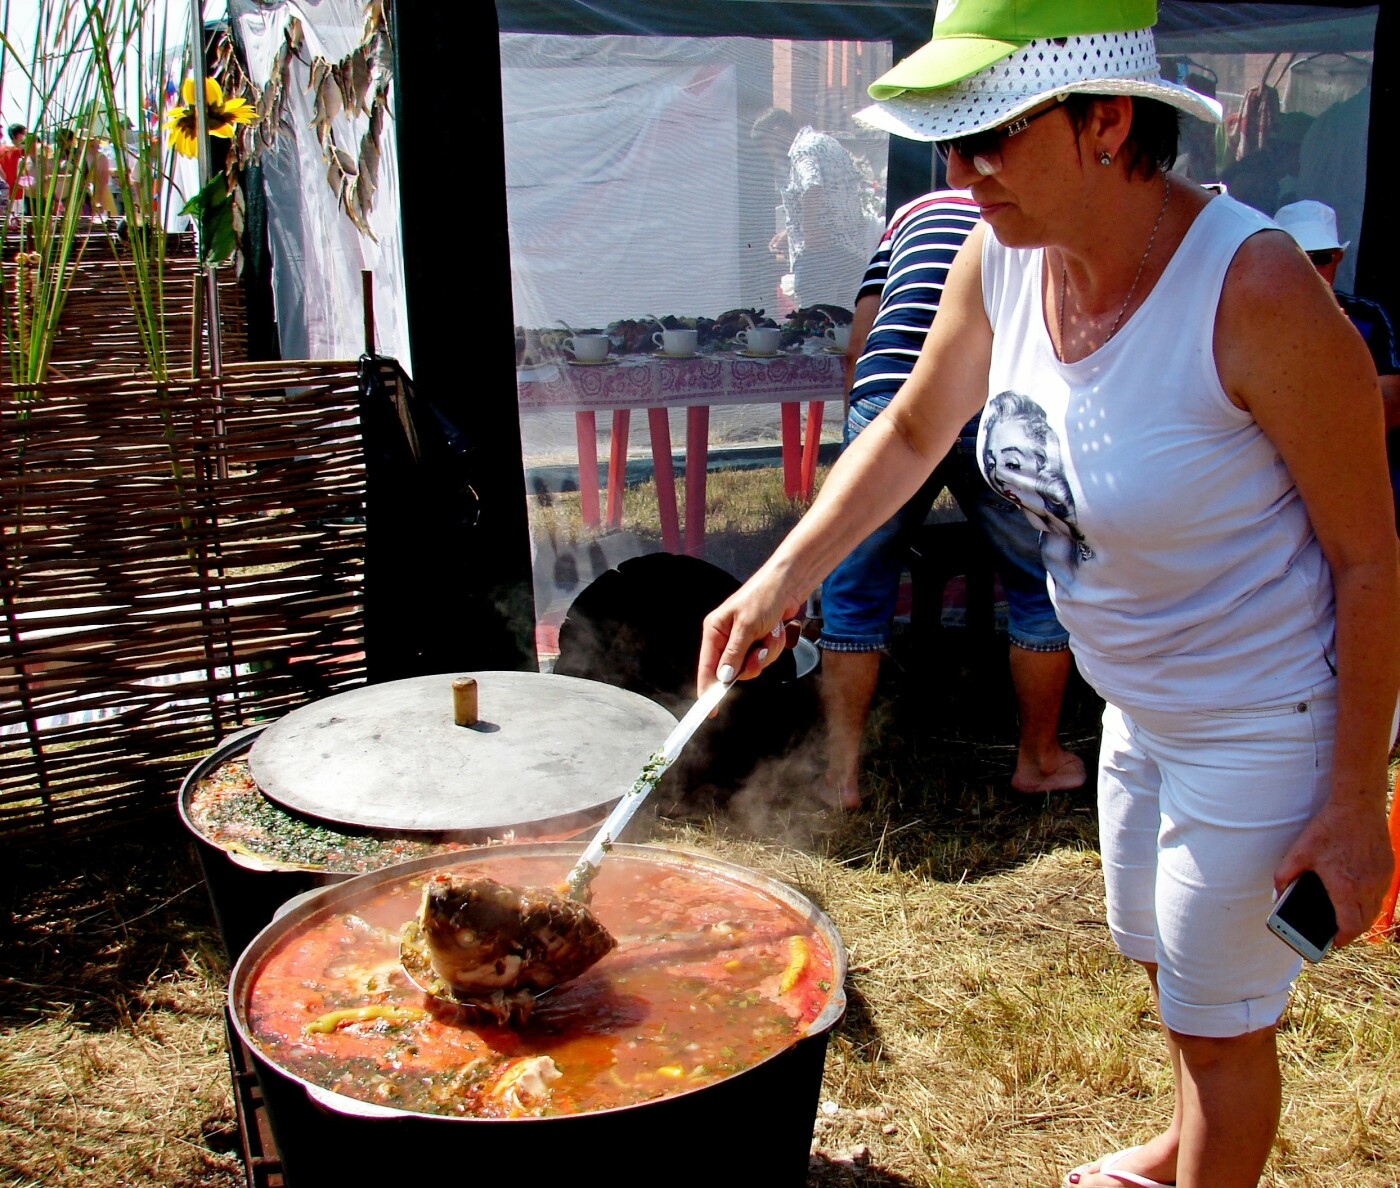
[818,401,1068,653]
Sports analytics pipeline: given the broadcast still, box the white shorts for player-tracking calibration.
[1097,688,1335,1038]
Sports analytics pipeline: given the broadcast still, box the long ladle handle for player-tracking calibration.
[562,677,734,901]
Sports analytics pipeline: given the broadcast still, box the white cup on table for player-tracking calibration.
[736,326,781,356]
[825,323,852,351]
[653,328,698,358]
[564,334,610,363]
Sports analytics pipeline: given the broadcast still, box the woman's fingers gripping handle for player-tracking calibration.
[697,591,802,696]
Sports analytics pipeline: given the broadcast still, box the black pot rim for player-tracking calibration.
[178,730,611,873]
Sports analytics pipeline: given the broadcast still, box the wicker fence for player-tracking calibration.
[1,360,372,844]
[47,255,249,378]
[2,228,247,379]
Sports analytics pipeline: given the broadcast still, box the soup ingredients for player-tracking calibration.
[304,1004,428,1034]
[779,935,810,994]
[490,1056,562,1114]
[187,758,480,872]
[411,874,616,1022]
[242,852,838,1119]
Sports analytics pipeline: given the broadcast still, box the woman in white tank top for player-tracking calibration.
[697,5,1398,1187]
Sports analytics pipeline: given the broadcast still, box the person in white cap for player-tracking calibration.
[698,2,1398,1186]
[1275,199,1400,532]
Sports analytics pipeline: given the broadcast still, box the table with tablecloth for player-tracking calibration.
[517,349,846,555]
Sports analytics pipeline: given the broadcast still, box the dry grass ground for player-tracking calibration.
[1,828,242,1188]
[3,640,1396,1187]
[3,464,1397,1187]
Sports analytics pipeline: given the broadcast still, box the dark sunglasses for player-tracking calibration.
[1305,249,1338,267]
[935,98,1066,165]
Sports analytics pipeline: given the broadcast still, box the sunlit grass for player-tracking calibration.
[3,463,1397,1187]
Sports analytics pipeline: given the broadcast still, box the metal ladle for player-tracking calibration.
[399,677,735,1012]
[561,675,733,901]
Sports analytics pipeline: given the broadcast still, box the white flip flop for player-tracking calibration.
[1065,1146,1176,1188]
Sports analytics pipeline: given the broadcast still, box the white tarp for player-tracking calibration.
[231,0,410,370]
[502,39,740,327]
[501,34,889,330]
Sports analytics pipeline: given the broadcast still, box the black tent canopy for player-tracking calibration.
[386,1,1389,674]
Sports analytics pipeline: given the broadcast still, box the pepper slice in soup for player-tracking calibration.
[242,853,835,1118]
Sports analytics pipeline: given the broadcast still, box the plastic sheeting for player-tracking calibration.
[501,34,890,329]
[231,0,410,370]
[500,32,894,655]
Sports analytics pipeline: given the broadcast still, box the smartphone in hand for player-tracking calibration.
[1266,870,1338,962]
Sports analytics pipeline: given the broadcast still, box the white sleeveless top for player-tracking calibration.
[979,194,1336,712]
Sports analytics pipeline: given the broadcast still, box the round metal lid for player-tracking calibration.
[247,671,678,834]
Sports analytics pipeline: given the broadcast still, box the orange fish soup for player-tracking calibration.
[240,850,837,1119]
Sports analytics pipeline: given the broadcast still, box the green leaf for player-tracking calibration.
[180,173,238,265]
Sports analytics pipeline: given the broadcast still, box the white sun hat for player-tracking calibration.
[1273,200,1349,253]
[857,11,1221,143]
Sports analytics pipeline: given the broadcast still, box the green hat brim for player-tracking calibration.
[869,35,1020,101]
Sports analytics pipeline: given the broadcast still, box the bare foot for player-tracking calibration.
[1065,1143,1177,1186]
[818,771,862,811]
[1011,749,1086,794]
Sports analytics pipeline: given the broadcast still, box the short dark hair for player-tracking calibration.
[1063,95,1179,180]
[7,123,25,142]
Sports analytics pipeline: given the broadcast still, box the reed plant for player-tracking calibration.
[83,0,181,382]
[0,0,245,385]
[0,2,106,386]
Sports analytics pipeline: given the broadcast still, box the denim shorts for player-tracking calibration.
[817,399,1068,653]
[1098,689,1337,1037]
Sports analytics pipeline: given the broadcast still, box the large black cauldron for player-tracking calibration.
[229,843,846,1188]
[554,553,820,813]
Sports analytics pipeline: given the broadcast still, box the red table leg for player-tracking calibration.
[606,409,630,529]
[800,400,824,502]
[575,410,600,528]
[684,405,709,557]
[648,407,681,554]
[780,401,801,498]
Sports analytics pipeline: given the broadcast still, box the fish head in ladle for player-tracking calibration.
[399,872,616,1026]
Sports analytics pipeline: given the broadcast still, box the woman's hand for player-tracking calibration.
[1274,797,1394,948]
[696,566,804,694]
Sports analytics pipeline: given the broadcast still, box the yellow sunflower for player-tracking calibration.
[164,76,256,158]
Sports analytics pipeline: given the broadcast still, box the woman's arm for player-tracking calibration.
[697,224,995,691]
[1216,229,1400,947]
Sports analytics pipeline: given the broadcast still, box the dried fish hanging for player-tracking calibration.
[251,3,392,241]
[209,33,254,256]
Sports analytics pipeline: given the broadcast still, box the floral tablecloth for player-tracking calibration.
[516,348,845,412]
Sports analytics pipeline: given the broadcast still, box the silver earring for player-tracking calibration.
[1099,151,1113,166]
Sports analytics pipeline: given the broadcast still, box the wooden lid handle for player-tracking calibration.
[452,677,478,727]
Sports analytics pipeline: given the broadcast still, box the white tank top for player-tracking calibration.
[979,194,1336,712]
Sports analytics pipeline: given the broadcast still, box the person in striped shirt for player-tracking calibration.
[817,190,1085,808]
